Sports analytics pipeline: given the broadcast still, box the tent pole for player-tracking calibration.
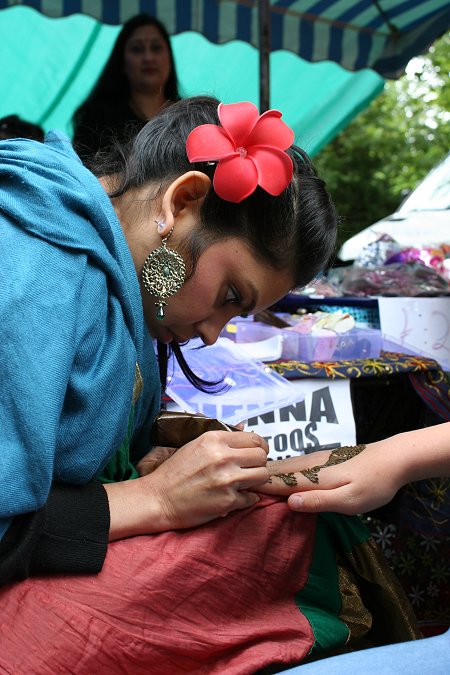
[258,0,271,112]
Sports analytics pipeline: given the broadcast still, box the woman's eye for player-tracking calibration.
[225,287,241,305]
[128,44,144,55]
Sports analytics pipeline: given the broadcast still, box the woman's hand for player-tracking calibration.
[104,430,269,539]
[259,441,406,516]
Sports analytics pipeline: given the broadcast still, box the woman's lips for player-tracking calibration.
[169,331,195,345]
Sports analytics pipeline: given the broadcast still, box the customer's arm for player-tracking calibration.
[259,421,450,515]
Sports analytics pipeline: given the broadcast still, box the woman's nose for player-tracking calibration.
[196,316,226,346]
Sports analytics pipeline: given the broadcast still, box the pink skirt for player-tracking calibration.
[0,497,418,674]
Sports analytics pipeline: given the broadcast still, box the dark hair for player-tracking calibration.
[91,96,337,389]
[0,115,44,142]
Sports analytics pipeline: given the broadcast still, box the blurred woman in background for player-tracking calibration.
[73,13,180,165]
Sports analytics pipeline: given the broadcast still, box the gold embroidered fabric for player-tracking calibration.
[338,537,422,649]
[132,362,143,405]
[267,351,443,380]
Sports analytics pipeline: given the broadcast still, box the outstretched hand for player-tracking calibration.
[259,442,406,516]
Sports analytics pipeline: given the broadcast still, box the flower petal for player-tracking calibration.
[247,110,295,150]
[218,102,259,148]
[213,155,258,203]
[186,124,235,162]
[250,146,294,196]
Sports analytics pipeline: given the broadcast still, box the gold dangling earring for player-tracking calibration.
[141,225,186,321]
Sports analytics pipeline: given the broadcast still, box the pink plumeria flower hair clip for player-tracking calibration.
[186,101,295,203]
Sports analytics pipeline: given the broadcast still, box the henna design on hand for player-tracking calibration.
[273,472,298,487]
[300,444,366,484]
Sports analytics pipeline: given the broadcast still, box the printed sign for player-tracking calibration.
[168,378,356,461]
[378,297,450,371]
[245,379,356,460]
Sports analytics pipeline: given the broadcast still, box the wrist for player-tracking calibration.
[373,425,449,487]
[104,477,172,541]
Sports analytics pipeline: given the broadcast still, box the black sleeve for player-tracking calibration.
[0,480,110,587]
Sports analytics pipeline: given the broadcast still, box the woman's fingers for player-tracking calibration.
[236,466,270,489]
[184,431,269,469]
[226,430,269,455]
[238,446,269,468]
[137,430,274,530]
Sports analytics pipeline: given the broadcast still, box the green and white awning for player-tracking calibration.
[0,1,448,154]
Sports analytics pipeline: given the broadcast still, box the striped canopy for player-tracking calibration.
[2,0,448,77]
[0,1,448,155]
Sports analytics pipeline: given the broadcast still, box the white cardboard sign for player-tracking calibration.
[378,297,450,370]
[244,379,356,461]
[169,378,356,461]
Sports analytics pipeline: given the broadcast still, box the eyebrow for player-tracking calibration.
[242,280,258,314]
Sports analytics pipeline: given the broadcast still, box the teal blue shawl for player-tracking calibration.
[0,133,160,538]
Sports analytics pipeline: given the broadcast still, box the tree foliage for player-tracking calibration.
[314,32,450,250]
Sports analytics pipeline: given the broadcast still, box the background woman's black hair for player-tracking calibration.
[0,115,44,142]
[92,96,338,393]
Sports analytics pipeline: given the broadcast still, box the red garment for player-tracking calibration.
[0,497,316,674]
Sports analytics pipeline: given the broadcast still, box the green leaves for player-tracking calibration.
[315,33,450,251]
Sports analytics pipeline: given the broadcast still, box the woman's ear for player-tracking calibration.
[159,171,211,236]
